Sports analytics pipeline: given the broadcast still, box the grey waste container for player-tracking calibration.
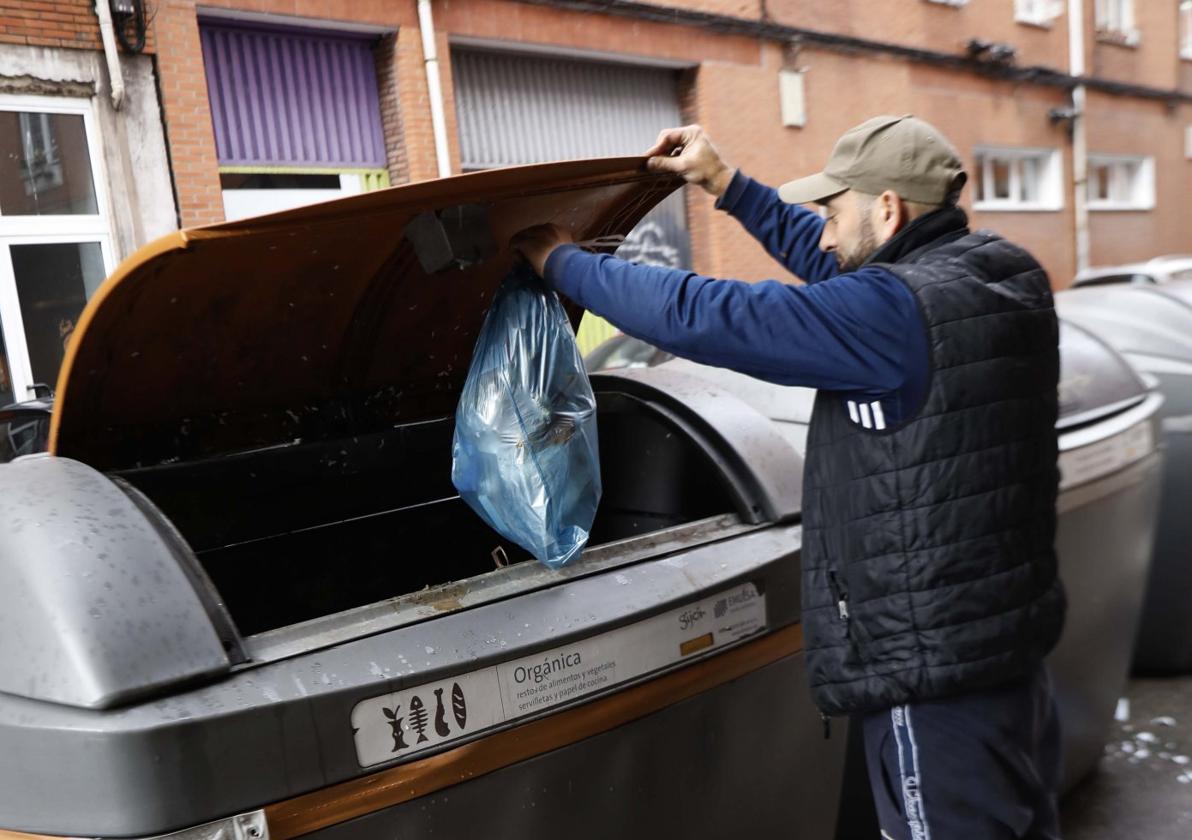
[1056,283,1192,673]
[641,316,1163,793]
[1049,321,1162,789]
[0,160,848,840]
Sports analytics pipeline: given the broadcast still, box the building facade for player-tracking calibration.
[4,0,1191,390]
[0,0,176,405]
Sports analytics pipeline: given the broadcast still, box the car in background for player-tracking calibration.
[1072,254,1192,288]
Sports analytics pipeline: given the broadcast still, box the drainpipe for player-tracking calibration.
[417,0,452,178]
[94,0,126,110]
[1068,0,1090,275]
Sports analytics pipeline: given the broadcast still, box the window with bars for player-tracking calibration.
[1015,0,1063,25]
[0,95,114,405]
[1096,0,1139,44]
[1087,155,1154,210]
[972,147,1063,211]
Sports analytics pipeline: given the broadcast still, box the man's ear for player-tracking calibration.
[876,190,907,241]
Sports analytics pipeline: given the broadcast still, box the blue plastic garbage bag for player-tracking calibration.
[451,266,602,569]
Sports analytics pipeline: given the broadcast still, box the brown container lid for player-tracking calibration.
[50,158,680,470]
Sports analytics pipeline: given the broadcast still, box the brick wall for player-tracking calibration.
[153,0,221,227]
[393,23,442,182]
[153,0,419,224]
[373,32,412,185]
[1089,0,1186,91]
[1086,93,1192,267]
[437,0,760,67]
[148,0,1190,277]
[435,0,1186,284]
[767,0,1071,73]
[0,0,155,52]
[0,0,103,50]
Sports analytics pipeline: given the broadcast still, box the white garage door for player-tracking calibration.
[452,48,691,274]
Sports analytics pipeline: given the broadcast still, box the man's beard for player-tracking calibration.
[834,213,880,273]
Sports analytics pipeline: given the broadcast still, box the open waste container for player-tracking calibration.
[617,314,1163,794]
[1056,282,1192,673]
[0,160,848,840]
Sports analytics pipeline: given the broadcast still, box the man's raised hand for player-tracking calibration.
[644,125,735,199]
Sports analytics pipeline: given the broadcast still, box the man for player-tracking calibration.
[513,116,1066,840]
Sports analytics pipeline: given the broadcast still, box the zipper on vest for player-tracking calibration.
[827,570,849,621]
[821,570,848,740]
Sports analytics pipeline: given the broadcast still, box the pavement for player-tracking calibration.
[1062,676,1192,839]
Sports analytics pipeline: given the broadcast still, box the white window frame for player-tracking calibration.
[1181,0,1192,60]
[1095,0,1140,45]
[1015,0,1063,26]
[0,94,116,403]
[218,168,374,222]
[1086,153,1155,211]
[972,146,1064,212]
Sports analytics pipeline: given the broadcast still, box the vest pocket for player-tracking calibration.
[827,570,850,622]
[828,568,872,657]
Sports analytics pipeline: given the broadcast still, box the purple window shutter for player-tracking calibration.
[200,22,386,169]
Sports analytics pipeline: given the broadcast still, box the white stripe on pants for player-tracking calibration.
[892,705,931,840]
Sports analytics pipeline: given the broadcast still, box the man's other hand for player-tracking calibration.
[511,223,574,278]
[644,125,735,198]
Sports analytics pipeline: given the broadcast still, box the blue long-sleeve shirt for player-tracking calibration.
[544,171,930,426]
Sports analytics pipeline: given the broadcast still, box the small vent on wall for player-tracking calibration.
[779,69,806,128]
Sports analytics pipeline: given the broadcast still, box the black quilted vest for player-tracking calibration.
[801,208,1066,717]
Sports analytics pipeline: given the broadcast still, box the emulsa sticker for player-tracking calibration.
[351,582,766,768]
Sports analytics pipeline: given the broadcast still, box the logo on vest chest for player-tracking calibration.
[845,398,887,431]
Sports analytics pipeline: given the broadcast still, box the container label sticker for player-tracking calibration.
[1059,419,1153,490]
[351,582,766,768]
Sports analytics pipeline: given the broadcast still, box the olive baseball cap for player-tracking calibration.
[778,115,966,206]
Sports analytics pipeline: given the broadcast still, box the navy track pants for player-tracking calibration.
[860,665,1063,840]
